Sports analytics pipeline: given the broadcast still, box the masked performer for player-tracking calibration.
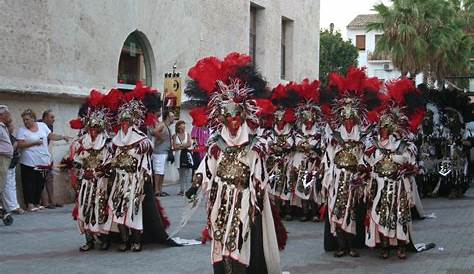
[68,91,114,251]
[321,68,380,257]
[291,80,324,222]
[423,88,473,198]
[107,85,175,252]
[185,52,282,274]
[416,102,442,197]
[365,79,425,259]
[267,84,298,220]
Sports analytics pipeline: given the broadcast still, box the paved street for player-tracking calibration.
[1,185,474,274]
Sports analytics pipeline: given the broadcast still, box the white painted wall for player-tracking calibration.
[347,27,423,84]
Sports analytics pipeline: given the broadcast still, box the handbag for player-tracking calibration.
[180,148,194,168]
[165,125,175,163]
[167,149,175,163]
[192,150,201,170]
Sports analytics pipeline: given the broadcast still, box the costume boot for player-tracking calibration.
[131,229,142,252]
[99,234,110,251]
[345,233,359,257]
[334,228,347,257]
[300,200,310,222]
[397,245,407,259]
[79,233,94,252]
[380,236,389,259]
[117,225,130,252]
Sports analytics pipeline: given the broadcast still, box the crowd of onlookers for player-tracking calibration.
[0,104,207,217]
[0,105,72,215]
[148,110,206,197]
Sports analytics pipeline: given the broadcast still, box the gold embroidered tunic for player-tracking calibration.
[74,133,112,234]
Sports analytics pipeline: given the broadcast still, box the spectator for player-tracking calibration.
[0,105,14,213]
[150,110,175,197]
[16,109,70,212]
[172,120,192,196]
[3,119,24,214]
[38,109,62,208]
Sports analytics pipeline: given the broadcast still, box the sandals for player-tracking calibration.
[397,247,407,259]
[99,241,110,251]
[334,250,347,257]
[131,242,142,252]
[79,242,94,252]
[12,208,25,215]
[348,249,360,257]
[284,214,293,222]
[379,249,389,259]
[117,242,130,252]
[299,216,310,222]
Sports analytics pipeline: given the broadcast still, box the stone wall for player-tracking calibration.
[0,0,320,204]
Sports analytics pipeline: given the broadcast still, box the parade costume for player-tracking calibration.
[70,85,175,252]
[365,79,425,259]
[416,102,443,197]
[267,84,299,220]
[290,80,324,222]
[321,68,381,256]
[69,91,114,251]
[419,87,473,198]
[185,52,282,274]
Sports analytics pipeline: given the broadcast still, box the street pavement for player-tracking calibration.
[1,185,474,274]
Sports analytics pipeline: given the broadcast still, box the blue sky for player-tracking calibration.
[320,0,392,39]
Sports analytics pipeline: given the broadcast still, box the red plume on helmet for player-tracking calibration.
[383,78,426,133]
[255,99,276,116]
[329,67,382,97]
[189,107,209,127]
[87,89,106,107]
[185,52,268,130]
[188,57,225,94]
[283,109,297,123]
[294,79,320,103]
[102,88,124,111]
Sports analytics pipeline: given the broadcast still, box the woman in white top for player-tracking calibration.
[172,120,192,195]
[16,109,70,212]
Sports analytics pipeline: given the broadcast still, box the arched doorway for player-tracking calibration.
[117,31,155,88]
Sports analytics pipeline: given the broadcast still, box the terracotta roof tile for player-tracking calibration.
[347,14,381,29]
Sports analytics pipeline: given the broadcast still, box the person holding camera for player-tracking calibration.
[172,120,193,196]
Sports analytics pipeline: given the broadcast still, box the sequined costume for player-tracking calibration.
[74,133,113,235]
[184,52,282,274]
[108,126,153,231]
[194,124,280,273]
[267,123,295,201]
[364,78,426,259]
[365,136,416,247]
[293,125,322,202]
[322,124,368,236]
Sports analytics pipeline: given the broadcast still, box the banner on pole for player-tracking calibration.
[163,71,183,119]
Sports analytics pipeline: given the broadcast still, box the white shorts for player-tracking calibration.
[152,154,167,175]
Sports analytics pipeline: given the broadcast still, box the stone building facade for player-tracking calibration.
[0,0,320,203]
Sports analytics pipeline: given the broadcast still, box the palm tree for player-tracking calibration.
[368,0,429,77]
[369,0,473,85]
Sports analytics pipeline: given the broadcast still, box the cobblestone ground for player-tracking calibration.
[1,185,473,274]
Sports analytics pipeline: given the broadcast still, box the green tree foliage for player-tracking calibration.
[319,29,358,85]
[368,0,474,85]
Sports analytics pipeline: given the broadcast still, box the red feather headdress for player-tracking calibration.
[379,78,426,134]
[186,52,267,131]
